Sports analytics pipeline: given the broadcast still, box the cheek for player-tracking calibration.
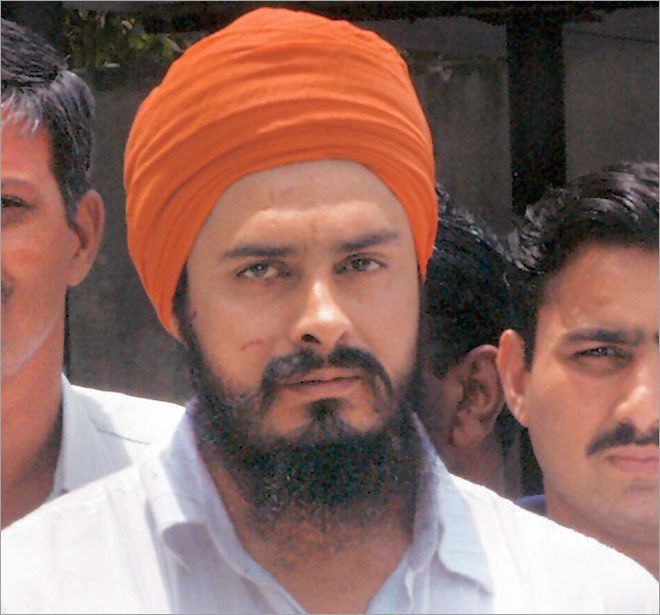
[367,275,419,378]
[524,367,602,467]
[239,339,266,352]
[186,287,283,386]
[2,225,74,304]
[1,236,72,377]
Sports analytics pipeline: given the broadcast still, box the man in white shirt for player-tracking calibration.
[2,8,657,614]
[1,19,183,528]
[498,162,659,576]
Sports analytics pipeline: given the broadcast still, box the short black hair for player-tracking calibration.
[423,193,519,456]
[1,18,95,220]
[509,161,659,365]
[424,199,513,377]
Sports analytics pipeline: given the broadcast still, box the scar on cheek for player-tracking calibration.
[240,339,264,352]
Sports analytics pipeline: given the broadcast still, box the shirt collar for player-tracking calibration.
[143,407,284,589]
[144,404,493,595]
[50,375,117,499]
[414,417,494,594]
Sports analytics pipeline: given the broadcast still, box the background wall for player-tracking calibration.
[361,16,512,235]
[69,76,193,402]
[64,6,658,405]
[563,7,659,178]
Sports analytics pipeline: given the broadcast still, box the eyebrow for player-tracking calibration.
[2,178,37,193]
[335,231,400,253]
[221,231,400,261]
[221,244,297,260]
[564,327,645,346]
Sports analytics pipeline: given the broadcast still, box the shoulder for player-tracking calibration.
[67,381,185,444]
[1,465,150,613]
[450,476,659,613]
[3,462,144,543]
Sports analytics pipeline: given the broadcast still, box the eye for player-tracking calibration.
[1,195,32,226]
[1,195,30,210]
[577,347,620,358]
[236,261,288,281]
[336,255,385,274]
[573,346,630,367]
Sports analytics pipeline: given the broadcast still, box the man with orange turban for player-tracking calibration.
[2,8,657,614]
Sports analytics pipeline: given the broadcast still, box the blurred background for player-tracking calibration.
[3,1,658,493]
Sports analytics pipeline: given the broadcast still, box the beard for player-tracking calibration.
[178,309,424,536]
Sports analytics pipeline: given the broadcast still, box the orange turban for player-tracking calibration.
[125,7,436,336]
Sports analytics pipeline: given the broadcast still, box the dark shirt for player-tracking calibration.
[516,493,547,516]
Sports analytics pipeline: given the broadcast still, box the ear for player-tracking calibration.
[450,344,505,450]
[496,329,530,427]
[66,189,105,287]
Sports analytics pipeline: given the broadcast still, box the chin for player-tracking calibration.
[260,397,385,448]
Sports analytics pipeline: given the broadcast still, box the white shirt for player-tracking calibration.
[50,375,185,500]
[2,410,657,614]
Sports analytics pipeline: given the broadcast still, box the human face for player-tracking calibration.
[502,243,658,541]
[184,159,420,443]
[1,119,83,381]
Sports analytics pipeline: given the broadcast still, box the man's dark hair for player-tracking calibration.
[509,161,659,365]
[423,193,519,457]
[1,18,95,220]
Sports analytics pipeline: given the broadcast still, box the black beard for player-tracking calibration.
[179,310,423,534]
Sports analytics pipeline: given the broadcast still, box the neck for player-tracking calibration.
[454,436,508,496]
[546,490,659,578]
[426,424,510,497]
[209,457,415,613]
[1,323,65,528]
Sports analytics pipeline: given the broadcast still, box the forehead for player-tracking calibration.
[192,159,414,253]
[1,117,52,175]
[537,243,659,337]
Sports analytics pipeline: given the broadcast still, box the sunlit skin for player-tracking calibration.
[180,159,421,613]
[498,244,659,575]
[182,159,420,443]
[1,115,103,528]
[2,123,75,379]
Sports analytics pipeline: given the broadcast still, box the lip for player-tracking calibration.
[282,369,362,398]
[604,447,659,476]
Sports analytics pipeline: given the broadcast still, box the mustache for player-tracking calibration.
[261,345,393,408]
[587,422,659,456]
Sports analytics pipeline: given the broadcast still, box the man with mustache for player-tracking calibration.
[498,162,659,576]
[1,19,183,529]
[2,9,657,614]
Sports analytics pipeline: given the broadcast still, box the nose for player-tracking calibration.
[291,277,352,354]
[613,353,659,433]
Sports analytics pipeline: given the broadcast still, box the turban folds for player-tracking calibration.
[125,7,437,336]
